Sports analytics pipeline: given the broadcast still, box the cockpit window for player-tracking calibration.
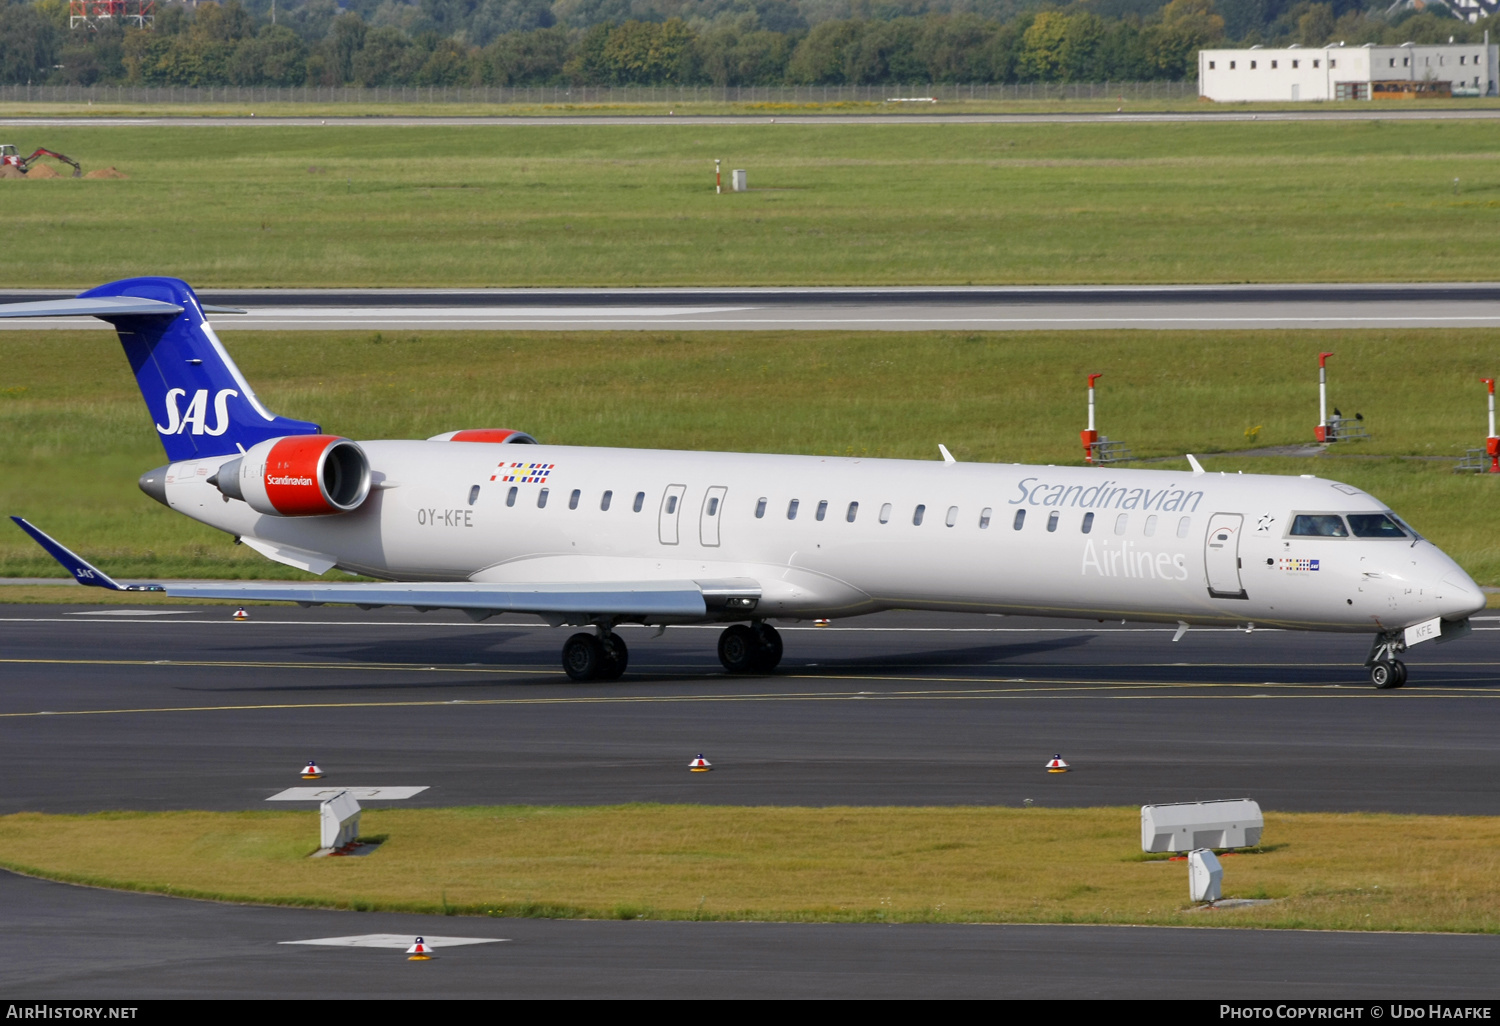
[1347,513,1409,539]
[1290,514,1349,537]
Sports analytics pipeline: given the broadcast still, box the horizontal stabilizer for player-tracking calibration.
[0,297,184,319]
[8,517,163,591]
[162,578,761,620]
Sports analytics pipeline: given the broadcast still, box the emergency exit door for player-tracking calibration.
[700,486,727,547]
[1204,513,1248,599]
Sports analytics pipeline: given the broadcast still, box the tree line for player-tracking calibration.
[0,0,1490,88]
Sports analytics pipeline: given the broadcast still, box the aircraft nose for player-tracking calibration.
[1441,569,1487,619]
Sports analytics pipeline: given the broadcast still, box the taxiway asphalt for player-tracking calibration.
[2,606,1498,815]
[2,284,1498,331]
[4,604,1499,998]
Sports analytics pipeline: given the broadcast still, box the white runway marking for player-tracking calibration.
[67,609,195,616]
[266,786,429,801]
[281,934,508,949]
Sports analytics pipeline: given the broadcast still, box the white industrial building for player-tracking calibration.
[1199,42,1499,101]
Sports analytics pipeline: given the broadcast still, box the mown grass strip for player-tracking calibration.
[1,806,1497,931]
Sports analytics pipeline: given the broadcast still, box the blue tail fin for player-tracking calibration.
[79,277,320,462]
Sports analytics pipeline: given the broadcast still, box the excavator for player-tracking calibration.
[0,145,82,177]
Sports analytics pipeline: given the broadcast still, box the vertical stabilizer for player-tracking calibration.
[79,277,320,461]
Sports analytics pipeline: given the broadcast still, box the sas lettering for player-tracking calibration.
[1010,476,1203,514]
[1081,539,1189,581]
[416,508,473,528]
[156,388,238,437]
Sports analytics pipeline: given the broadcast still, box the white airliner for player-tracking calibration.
[2,277,1485,688]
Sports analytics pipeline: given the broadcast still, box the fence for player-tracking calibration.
[0,81,1199,105]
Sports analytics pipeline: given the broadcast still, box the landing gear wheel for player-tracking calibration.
[562,632,606,681]
[598,633,628,681]
[1370,661,1404,690]
[749,622,783,672]
[718,624,756,672]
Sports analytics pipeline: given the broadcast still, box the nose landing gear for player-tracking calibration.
[718,622,783,673]
[562,629,628,681]
[1366,630,1407,689]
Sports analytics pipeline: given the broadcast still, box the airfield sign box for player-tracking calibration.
[1141,799,1263,853]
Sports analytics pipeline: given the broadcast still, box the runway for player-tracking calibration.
[3,606,1499,815]
[3,284,1498,331]
[6,868,1497,999]
[4,603,1500,997]
[6,108,1500,127]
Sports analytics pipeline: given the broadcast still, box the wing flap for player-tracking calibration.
[162,579,740,619]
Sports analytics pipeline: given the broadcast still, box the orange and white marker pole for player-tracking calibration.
[715,159,721,195]
[1485,378,1499,473]
[1081,373,1102,463]
[1315,352,1334,443]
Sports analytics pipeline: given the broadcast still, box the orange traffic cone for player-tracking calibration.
[689,754,712,772]
[233,607,249,621]
[301,760,323,779]
[1045,754,1070,773]
[407,937,433,960]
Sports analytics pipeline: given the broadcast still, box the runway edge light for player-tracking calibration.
[407,937,433,961]
[301,760,323,779]
[689,754,712,772]
[1045,755,1069,773]
[233,607,249,620]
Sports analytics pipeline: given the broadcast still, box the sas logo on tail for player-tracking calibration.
[156,388,239,436]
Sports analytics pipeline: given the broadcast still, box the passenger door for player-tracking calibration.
[1204,513,1247,599]
[658,484,687,545]
[700,486,728,547]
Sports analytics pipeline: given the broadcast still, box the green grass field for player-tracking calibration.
[1,806,1497,931]
[3,326,1499,582]
[4,119,1500,286]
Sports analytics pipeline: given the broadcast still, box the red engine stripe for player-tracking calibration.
[448,429,523,444]
[264,435,339,516]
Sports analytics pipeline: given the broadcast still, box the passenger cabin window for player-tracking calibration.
[946,506,958,527]
[601,490,612,511]
[1013,509,1026,530]
[707,497,720,517]
[1144,515,1157,537]
[1081,512,1094,534]
[979,507,991,529]
[1347,513,1408,539]
[633,491,645,513]
[568,488,580,510]
[1115,513,1128,535]
[1291,514,1348,537]
[1046,511,1059,532]
[506,486,518,507]
[468,485,480,506]
[755,497,767,519]
[1208,60,1215,69]
[537,487,549,508]
[665,494,677,515]
[1229,60,1236,69]
[847,501,859,523]
[880,503,892,524]
[913,504,926,526]
[816,500,828,522]
[787,499,800,520]
[1177,516,1191,538]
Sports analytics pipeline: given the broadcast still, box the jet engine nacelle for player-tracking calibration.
[212,435,371,517]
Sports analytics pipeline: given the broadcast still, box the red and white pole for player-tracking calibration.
[1315,352,1333,443]
[1081,373,1102,463]
[715,159,721,195]
[1485,378,1498,473]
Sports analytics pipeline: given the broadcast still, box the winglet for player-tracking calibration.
[1186,454,1206,476]
[8,517,162,591]
[939,444,956,464]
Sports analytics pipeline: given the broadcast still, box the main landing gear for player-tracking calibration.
[1366,630,1407,690]
[562,629,628,682]
[717,622,783,673]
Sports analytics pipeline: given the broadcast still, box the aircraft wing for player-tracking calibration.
[162,579,761,619]
[10,516,759,620]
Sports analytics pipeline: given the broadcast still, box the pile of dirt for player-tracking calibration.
[25,163,60,178]
[0,165,22,179]
[83,167,128,179]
